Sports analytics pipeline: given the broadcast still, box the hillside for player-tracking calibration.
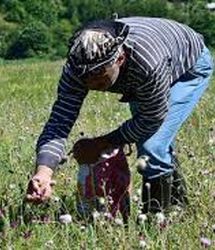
[0,0,215,60]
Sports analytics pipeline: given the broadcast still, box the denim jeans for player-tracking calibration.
[130,47,214,179]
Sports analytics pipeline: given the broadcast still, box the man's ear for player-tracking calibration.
[116,52,126,67]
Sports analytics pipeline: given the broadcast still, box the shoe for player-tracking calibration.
[142,175,172,213]
[171,155,189,206]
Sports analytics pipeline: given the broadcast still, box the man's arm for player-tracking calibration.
[104,58,171,145]
[26,61,88,203]
[36,61,88,170]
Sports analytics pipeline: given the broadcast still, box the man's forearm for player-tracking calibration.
[35,165,54,177]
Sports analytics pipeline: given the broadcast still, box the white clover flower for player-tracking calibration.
[200,237,212,248]
[59,214,72,224]
[137,214,147,224]
[9,184,16,190]
[104,212,113,220]
[155,212,166,224]
[114,218,123,226]
[80,225,86,231]
[52,196,60,203]
[92,211,100,220]
[133,195,139,203]
[139,240,147,248]
[45,240,54,247]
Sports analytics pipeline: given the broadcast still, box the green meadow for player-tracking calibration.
[0,59,214,249]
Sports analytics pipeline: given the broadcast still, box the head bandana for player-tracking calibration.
[68,22,129,77]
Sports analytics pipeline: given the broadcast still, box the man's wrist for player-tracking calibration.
[36,165,54,178]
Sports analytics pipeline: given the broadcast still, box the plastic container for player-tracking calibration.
[76,148,131,223]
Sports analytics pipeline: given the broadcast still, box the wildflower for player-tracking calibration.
[80,225,86,231]
[155,212,166,224]
[10,221,19,229]
[92,211,100,220]
[137,214,147,224]
[59,214,72,224]
[99,197,105,205]
[133,195,139,203]
[40,215,51,224]
[139,239,147,248]
[104,212,113,220]
[156,212,167,229]
[52,196,60,203]
[200,237,212,248]
[22,230,32,239]
[114,218,123,226]
[45,240,54,248]
[201,170,210,176]
[9,184,16,190]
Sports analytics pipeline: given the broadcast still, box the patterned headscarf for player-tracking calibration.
[68,21,128,77]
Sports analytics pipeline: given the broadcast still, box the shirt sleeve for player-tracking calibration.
[36,61,88,169]
[105,58,172,145]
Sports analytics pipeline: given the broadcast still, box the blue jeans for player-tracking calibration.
[130,47,214,179]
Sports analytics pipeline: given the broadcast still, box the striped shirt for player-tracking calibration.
[36,17,205,169]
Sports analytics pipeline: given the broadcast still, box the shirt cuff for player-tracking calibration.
[36,153,59,170]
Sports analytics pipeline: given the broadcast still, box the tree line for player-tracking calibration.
[0,0,214,60]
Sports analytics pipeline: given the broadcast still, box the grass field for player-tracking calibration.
[0,59,214,249]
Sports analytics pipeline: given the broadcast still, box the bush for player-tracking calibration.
[6,22,52,59]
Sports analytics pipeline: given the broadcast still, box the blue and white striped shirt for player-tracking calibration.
[36,17,204,169]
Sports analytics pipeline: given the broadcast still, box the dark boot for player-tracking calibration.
[171,155,188,206]
[142,175,172,213]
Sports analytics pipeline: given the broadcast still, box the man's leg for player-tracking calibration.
[130,47,214,213]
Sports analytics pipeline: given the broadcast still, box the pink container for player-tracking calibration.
[76,148,131,223]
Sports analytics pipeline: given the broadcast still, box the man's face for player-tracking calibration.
[83,63,120,91]
[82,54,125,91]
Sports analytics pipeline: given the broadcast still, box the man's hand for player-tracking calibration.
[26,166,55,203]
[73,137,112,164]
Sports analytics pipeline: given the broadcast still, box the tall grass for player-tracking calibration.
[0,59,214,249]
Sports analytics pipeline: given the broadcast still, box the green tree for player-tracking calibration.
[6,21,52,59]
